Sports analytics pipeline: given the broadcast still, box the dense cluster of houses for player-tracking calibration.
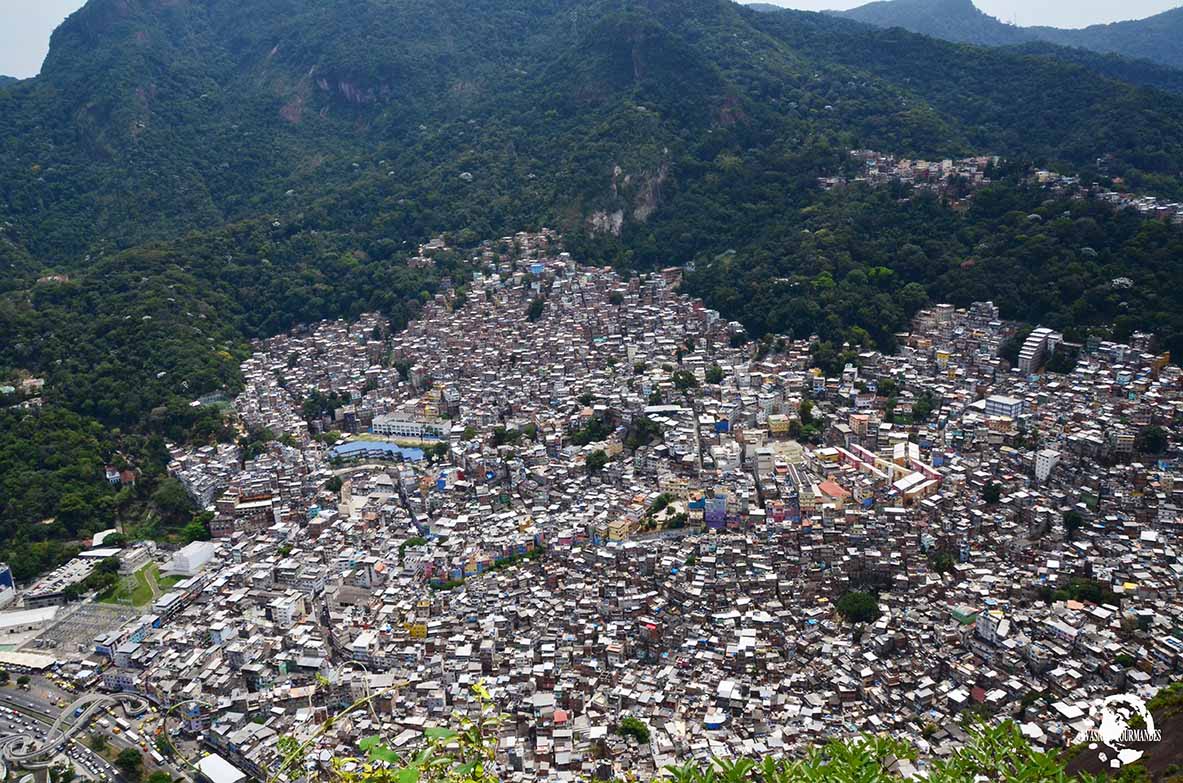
[13,232,1181,781]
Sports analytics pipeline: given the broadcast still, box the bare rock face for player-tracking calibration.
[588,209,625,237]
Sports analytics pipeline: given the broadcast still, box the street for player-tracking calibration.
[0,681,188,782]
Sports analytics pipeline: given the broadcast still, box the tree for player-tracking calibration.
[836,591,880,623]
[115,748,144,780]
[145,772,172,783]
[326,476,344,493]
[586,450,609,472]
[672,370,698,391]
[0,669,8,685]
[929,551,956,574]
[526,297,545,322]
[1045,346,1079,374]
[616,716,651,744]
[181,517,211,544]
[152,478,194,524]
[88,732,108,753]
[705,364,724,384]
[999,326,1034,367]
[912,391,936,423]
[983,482,1002,504]
[16,675,30,687]
[1063,510,1084,540]
[1136,426,1168,455]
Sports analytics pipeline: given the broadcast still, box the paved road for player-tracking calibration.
[0,692,119,781]
[0,688,187,782]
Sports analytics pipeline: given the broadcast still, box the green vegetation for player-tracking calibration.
[928,550,956,574]
[626,416,662,451]
[399,537,428,564]
[835,0,1183,71]
[63,556,120,601]
[181,513,212,544]
[672,370,699,391]
[569,416,613,446]
[837,591,881,623]
[647,493,676,517]
[99,563,179,608]
[1037,577,1121,607]
[1147,680,1183,718]
[586,450,610,472]
[275,682,1096,783]
[3,0,1183,582]
[492,424,537,447]
[114,748,143,781]
[1063,510,1085,540]
[616,716,651,744]
[1137,426,1169,455]
[429,548,543,590]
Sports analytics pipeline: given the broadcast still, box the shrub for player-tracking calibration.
[616,716,651,744]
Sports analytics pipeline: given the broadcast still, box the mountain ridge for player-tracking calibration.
[831,0,1183,69]
[3,0,1183,568]
[2,0,1183,409]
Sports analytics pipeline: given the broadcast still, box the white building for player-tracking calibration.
[167,541,219,577]
[197,754,247,783]
[1035,449,1061,482]
[984,395,1024,419]
[0,606,57,635]
[1017,326,1062,373]
[371,414,452,440]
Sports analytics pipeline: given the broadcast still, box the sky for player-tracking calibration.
[1,0,1181,78]
[0,0,86,79]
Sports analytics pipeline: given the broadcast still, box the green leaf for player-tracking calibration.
[357,735,382,752]
[368,746,401,764]
[424,727,458,740]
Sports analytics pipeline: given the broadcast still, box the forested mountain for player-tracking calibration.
[833,0,1183,70]
[1003,42,1183,95]
[3,0,1183,266]
[3,0,1183,573]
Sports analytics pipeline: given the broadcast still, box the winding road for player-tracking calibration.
[0,693,148,767]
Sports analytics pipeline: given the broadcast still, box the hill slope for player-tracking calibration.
[3,0,1183,265]
[1003,41,1183,95]
[2,0,1183,569]
[2,0,1183,405]
[834,0,1183,69]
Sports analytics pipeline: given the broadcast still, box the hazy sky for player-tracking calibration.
[1,0,1181,78]
[1,0,86,79]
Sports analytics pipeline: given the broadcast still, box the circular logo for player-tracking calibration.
[1080,694,1160,769]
